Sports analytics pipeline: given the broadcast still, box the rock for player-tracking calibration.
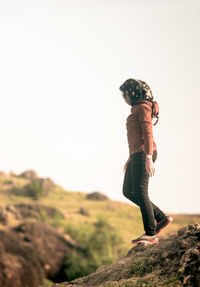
[5,204,21,220]
[50,224,200,287]
[0,206,8,225]
[18,170,55,190]
[0,204,64,225]
[14,203,64,220]
[0,170,6,176]
[0,222,77,287]
[19,170,38,179]
[86,191,109,201]
[39,177,56,195]
[6,171,56,198]
[79,207,90,216]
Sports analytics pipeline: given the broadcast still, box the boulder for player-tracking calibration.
[86,191,109,201]
[0,206,8,225]
[0,222,77,287]
[79,207,90,216]
[40,177,55,193]
[19,170,38,179]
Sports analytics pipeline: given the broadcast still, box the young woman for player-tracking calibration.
[120,78,173,244]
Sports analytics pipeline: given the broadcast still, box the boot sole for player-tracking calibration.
[132,239,159,244]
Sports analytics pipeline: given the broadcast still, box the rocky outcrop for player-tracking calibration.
[19,169,39,179]
[51,224,200,287]
[12,178,56,198]
[0,170,57,198]
[9,170,56,197]
[39,177,56,194]
[0,222,77,287]
[0,203,64,225]
[86,191,109,201]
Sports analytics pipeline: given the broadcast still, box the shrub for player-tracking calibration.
[64,217,124,281]
[23,180,44,199]
[11,178,54,199]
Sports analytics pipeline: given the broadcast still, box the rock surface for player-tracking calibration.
[0,222,77,287]
[50,224,200,287]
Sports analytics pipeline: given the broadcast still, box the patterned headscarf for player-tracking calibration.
[119,78,153,106]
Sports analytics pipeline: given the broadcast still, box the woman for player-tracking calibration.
[120,78,173,244]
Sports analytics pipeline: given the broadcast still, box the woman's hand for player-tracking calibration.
[145,158,155,177]
[123,157,131,173]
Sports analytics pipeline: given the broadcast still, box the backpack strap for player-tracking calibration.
[152,101,159,126]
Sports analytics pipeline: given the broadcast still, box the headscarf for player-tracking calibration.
[119,78,153,106]
[120,78,159,125]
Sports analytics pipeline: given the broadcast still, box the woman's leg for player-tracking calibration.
[122,151,165,224]
[149,150,166,222]
[130,150,165,235]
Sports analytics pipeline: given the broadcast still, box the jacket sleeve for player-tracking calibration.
[137,105,154,155]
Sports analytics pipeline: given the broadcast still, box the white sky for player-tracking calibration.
[0,0,200,214]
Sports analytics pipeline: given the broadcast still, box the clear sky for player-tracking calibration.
[0,0,200,214]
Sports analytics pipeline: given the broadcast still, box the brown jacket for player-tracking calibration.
[126,99,157,155]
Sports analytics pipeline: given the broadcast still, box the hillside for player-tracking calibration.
[0,170,199,286]
[0,170,199,250]
[50,224,200,287]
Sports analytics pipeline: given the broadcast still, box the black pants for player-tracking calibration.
[122,150,165,236]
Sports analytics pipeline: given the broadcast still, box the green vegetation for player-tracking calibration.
[64,216,124,281]
[129,258,149,277]
[23,180,44,199]
[37,208,49,222]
